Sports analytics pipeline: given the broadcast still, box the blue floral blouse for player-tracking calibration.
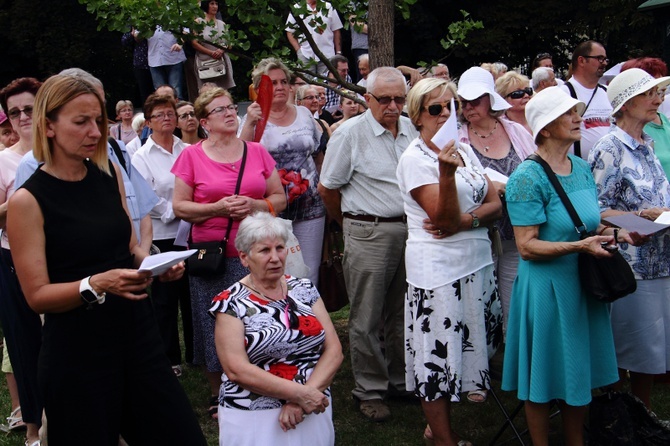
[589,126,670,280]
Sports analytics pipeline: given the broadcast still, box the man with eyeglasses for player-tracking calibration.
[318,67,417,422]
[561,40,612,160]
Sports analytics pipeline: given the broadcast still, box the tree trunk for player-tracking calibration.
[368,0,394,69]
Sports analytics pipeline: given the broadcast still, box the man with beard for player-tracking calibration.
[561,40,612,160]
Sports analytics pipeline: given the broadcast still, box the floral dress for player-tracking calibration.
[209,276,334,446]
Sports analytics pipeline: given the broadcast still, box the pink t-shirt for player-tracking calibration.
[171,141,276,256]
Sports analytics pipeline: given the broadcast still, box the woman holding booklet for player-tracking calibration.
[590,68,670,410]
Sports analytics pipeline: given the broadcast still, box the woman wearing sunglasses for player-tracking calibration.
[456,67,536,405]
[496,71,533,134]
[210,212,342,446]
[396,78,503,445]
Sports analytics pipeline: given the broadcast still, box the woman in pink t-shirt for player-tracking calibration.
[172,87,285,419]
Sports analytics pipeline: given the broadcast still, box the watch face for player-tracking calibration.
[81,289,99,304]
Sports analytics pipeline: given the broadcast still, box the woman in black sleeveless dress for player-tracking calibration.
[7,75,206,445]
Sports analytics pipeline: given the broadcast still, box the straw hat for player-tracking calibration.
[457,67,511,111]
[608,68,670,115]
[525,86,585,141]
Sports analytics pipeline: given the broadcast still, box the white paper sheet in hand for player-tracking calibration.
[138,249,197,276]
[655,211,670,225]
[430,98,459,150]
[603,214,670,236]
[483,168,509,184]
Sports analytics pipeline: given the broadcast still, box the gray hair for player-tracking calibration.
[357,53,369,64]
[366,67,405,94]
[531,67,554,90]
[235,212,292,254]
[58,68,104,91]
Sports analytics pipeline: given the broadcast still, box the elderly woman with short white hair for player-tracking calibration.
[210,212,342,446]
[590,68,670,410]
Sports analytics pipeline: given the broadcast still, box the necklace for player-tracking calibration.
[471,119,498,141]
[245,276,286,303]
[207,139,239,169]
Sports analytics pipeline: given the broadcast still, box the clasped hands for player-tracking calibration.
[278,385,328,432]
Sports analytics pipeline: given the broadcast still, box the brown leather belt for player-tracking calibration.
[343,212,407,223]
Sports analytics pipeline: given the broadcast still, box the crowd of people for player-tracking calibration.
[1,3,670,443]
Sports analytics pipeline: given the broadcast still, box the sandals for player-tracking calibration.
[208,395,219,421]
[7,406,26,431]
[423,424,473,446]
[466,389,488,403]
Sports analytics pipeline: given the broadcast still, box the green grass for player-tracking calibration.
[0,306,669,445]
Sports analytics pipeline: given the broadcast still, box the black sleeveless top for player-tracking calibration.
[21,160,134,284]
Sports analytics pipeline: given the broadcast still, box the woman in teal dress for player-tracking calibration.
[501,87,635,446]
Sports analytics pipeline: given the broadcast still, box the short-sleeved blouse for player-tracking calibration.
[240,106,324,221]
[170,141,275,256]
[396,138,492,288]
[209,276,327,410]
[589,126,670,280]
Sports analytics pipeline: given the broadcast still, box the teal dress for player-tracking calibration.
[501,155,618,406]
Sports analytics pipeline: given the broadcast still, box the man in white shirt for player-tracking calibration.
[286,0,343,75]
[318,67,418,422]
[561,40,612,160]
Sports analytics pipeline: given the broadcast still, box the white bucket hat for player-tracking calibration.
[457,67,511,111]
[608,67,670,115]
[525,86,585,141]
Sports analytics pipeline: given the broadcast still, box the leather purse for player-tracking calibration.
[527,154,636,302]
[318,220,349,312]
[188,143,247,277]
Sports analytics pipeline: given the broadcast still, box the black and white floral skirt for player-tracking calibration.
[405,264,503,402]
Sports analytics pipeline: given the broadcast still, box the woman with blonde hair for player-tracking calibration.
[495,71,533,134]
[8,74,205,445]
[398,77,503,445]
[109,99,136,144]
[240,57,325,286]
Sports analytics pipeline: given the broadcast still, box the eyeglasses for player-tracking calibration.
[369,93,406,106]
[178,111,196,120]
[7,106,33,120]
[583,55,609,64]
[300,95,318,101]
[317,93,326,99]
[460,95,487,108]
[535,52,552,61]
[150,112,176,120]
[641,87,665,99]
[206,104,238,117]
[506,88,534,99]
[422,101,460,116]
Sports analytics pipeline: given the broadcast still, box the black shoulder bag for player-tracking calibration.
[527,153,636,302]
[188,142,247,277]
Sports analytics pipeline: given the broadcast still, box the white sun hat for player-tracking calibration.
[457,67,511,111]
[525,86,585,141]
[608,67,670,115]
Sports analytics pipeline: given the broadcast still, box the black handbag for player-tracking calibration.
[318,220,349,312]
[188,143,247,277]
[527,153,637,302]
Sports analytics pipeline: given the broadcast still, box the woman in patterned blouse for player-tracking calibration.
[590,68,670,410]
[210,212,342,446]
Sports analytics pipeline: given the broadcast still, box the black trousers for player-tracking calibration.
[0,248,43,425]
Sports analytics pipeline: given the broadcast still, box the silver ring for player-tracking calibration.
[437,230,443,235]
[451,154,457,158]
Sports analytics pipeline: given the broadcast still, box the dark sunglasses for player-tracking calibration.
[460,96,486,108]
[423,101,460,116]
[506,88,533,99]
[369,93,406,106]
[7,106,33,120]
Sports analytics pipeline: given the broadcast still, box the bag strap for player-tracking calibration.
[108,137,128,174]
[189,141,248,245]
[526,153,588,237]
[565,81,606,158]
